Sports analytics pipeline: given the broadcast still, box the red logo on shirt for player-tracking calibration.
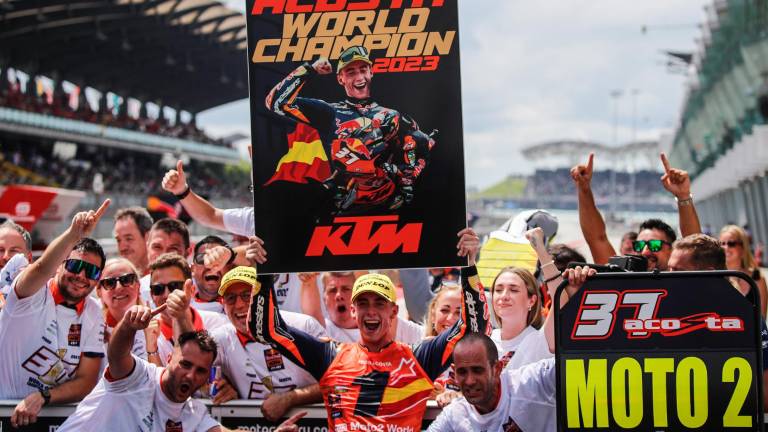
[165,420,183,432]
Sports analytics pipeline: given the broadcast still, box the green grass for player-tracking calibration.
[471,176,527,199]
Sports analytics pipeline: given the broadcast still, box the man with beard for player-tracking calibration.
[0,200,110,428]
[190,236,236,314]
[571,152,701,270]
[58,305,227,432]
[113,207,153,276]
[266,45,435,214]
[322,271,423,344]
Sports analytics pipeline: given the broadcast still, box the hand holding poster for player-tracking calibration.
[246,0,466,273]
[555,271,763,431]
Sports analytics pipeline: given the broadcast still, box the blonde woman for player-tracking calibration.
[97,257,161,366]
[423,281,462,338]
[720,225,768,316]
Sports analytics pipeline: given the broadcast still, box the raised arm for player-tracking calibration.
[297,273,325,326]
[248,274,336,381]
[265,59,335,129]
[14,199,110,299]
[571,153,615,264]
[107,304,166,380]
[162,161,227,231]
[660,153,701,237]
[525,227,561,353]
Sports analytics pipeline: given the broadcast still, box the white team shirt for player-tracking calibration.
[156,308,228,365]
[59,356,220,432]
[324,316,424,344]
[0,253,28,300]
[428,358,557,432]
[491,325,553,370]
[101,314,148,373]
[191,297,225,314]
[221,207,306,313]
[0,279,105,398]
[139,274,154,308]
[210,311,326,399]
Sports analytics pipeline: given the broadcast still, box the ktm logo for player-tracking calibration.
[306,215,422,256]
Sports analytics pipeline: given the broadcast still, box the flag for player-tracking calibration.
[265,123,330,185]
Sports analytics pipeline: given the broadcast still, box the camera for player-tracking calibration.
[606,255,648,272]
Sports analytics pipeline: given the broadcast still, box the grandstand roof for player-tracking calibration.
[521,140,658,159]
[0,0,248,113]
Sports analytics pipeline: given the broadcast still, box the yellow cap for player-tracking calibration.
[351,273,396,303]
[219,266,260,296]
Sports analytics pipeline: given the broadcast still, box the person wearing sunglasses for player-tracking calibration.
[189,235,236,315]
[148,253,228,365]
[265,45,435,214]
[208,266,326,421]
[571,152,700,270]
[97,257,160,368]
[720,225,768,316]
[0,200,110,429]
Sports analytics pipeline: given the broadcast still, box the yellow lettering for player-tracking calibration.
[363,34,392,54]
[722,357,753,427]
[424,31,455,55]
[644,358,674,427]
[676,357,708,428]
[276,38,308,62]
[331,35,366,58]
[611,358,643,428]
[252,39,280,63]
[396,32,427,57]
[372,10,398,34]
[398,8,429,33]
[315,12,347,37]
[303,37,335,60]
[566,359,609,428]
[283,13,321,38]
[343,11,375,35]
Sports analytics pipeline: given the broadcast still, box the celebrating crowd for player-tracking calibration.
[1,143,766,432]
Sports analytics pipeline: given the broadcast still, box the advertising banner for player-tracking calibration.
[246,0,466,273]
[555,271,764,431]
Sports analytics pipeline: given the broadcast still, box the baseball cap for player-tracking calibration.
[351,273,396,303]
[219,266,259,296]
[337,46,372,73]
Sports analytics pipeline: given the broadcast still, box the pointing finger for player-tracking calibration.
[586,152,594,172]
[660,152,671,173]
[93,199,111,220]
[283,411,307,425]
[150,304,167,317]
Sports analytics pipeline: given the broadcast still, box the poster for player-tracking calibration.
[246,0,466,273]
[555,271,763,431]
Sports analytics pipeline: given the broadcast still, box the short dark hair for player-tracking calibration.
[178,330,218,363]
[548,244,586,272]
[149,253,192,279]
[0,220,32,251]
[455,333,498,367]
[114,207,153,236]
[71,238,106,269]
[194,235,228,256]
[621,231,638,243]
[150,218,190,251]
[639,219,676,243]
[672,234,726,270]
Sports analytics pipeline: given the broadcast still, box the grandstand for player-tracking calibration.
[0,0,252,241]
[668,0,768,246]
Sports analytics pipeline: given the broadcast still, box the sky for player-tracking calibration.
[199,0,708,190]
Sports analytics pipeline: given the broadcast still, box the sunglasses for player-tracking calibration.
[100,273,138,290]
[340,46,369,63]
[223,292,251,305]
[632,239,669,253]
[193,253,207,265]
[150,280,185,296]
[63,259,102,280]
[720,240,742,248]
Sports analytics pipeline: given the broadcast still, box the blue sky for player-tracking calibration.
[199,0,707,189]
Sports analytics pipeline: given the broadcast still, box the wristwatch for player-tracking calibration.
[39,388,51,406]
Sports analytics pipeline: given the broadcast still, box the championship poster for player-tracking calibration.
[245,0,466,273]
[555,272,763,431]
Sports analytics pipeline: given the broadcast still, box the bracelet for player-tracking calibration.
[544,272,562,284]
[675,194,693,206]
[541,261,556,268]
[174,184,191,200]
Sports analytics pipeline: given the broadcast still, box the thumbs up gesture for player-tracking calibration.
[162,160,189,196]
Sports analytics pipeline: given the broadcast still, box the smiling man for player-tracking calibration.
[113,207,153,276]
[248,228,489,431]
[190,236,235,314]
[0,200,110,428]
[266,45,435,214]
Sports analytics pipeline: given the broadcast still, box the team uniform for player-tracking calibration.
[102,312,148,371]
[190,281,225,314]
[427,358,557,432]
[59,356,219,432]
[210,311,326,399]
[139,274,153,308]
[266,63,434,213]
[491,325,552,370]
[249,266,490,431]
[0,252,28,302]
[325,316,424,345]
[0,279,105,398]
[156,308,227,365]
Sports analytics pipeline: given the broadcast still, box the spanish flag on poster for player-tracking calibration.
[476,231,538,288]
[265,123,330,185]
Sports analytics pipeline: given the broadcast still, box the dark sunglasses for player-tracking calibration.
[100,273,138,290]
[223,292,251,305]
[720,240,742,248]
[340,46,369,63]
[632,239,669,253]
[63,259,102,280]
[150,280,185,296]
